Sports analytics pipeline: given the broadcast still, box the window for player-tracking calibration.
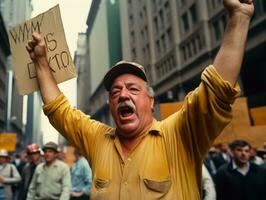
[131,31,135,43]
[144,26,148,41]
[263,0,266,13]
[132,48,136,60]
[213,21,221,41]
[165,1,171,22]
[181,12,189,32]
[129,15,134,26]
[162,35,166,52]
[156,40,161,57]
[182,46,187,61]
[196,34,202,50]
[221,15,227,31]
[154,17,159,35]
[167,28,173,48]
[159,10,164,27]
[192,39,197,54]
[190,4,197,25]
[141,30,144,41]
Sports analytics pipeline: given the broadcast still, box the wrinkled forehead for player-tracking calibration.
[111,73,147,87]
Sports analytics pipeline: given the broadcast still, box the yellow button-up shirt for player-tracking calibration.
[43,66,239,199]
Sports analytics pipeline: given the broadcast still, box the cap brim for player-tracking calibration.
[42,147,58,152]
[103,63,147,91]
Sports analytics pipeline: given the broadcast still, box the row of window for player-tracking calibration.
[211,14,227,43]
[180,3,198,34]
[181,33,203,62]
[155,53,175,78]
[153,1,171,36]
[155,27,173,58]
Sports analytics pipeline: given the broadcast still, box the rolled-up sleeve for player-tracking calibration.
[43,93,113,164]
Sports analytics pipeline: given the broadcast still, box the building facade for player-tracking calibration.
[79,0,122,124]
[0,0,39,150]
[75,32,90,112]
[0,13,10,131]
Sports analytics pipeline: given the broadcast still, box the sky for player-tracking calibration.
[31,0,92,143]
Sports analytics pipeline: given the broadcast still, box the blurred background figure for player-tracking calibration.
[0,149,21,200]
[26,142,71,200]
[204,147,218,178]
[212,143,231,170]
[201,164,216,200]
[11,153,26,199]
[70,149,92,200]
[215,140,266,200]
[249,148,264,165]
[17,144,42,200]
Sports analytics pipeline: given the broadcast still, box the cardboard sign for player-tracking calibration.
[8,5,76,95]
[0,133,17,151]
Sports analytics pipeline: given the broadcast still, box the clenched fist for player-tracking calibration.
[26,32,47,62]
[223,0,254,18]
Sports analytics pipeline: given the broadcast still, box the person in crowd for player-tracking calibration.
[202,164,216,200]
[17,144,42,200]
[26,142,71,200]
[25,0,254,199]
[215,140,266,200]
[11,153,27,199]
[249,147,264,165]
[204,147,218,177]
[212,143,231,170]
[0,150,21,200]
[70,149,92,200]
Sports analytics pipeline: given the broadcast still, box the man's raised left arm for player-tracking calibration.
[214,0,254,86]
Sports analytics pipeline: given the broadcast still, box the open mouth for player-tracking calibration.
[119,105,134,118]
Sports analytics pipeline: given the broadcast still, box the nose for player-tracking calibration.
[119,87,130,100]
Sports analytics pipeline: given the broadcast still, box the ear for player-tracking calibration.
[150,97,154,112]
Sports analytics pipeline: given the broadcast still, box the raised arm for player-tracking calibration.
[26,32,61,104]
[214,0,254,86]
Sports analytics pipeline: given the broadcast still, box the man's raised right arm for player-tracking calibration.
[26,32,61,104]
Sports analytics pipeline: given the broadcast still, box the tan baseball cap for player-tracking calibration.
[103,60,147,91]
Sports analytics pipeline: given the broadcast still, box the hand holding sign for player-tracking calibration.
[8,5,76,95]
[26,32,47,61]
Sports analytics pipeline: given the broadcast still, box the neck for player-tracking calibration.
[45,159,55,167]
[119,134,143,158]
[235,160,248,169]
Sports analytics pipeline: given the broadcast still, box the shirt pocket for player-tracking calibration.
[90,177,110,200]
[140,176,172,199]
[94,178,110,189]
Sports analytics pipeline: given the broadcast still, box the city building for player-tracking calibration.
[0,0,42,150]
[75,32,90,113]
[80,0,122,124]
[0,12,10,131]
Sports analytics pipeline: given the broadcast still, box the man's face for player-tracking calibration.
[232,145,251,165]
[0,156,8,164]
[43,149,57,164]
[109,74,154,138]
[29,152,41,164]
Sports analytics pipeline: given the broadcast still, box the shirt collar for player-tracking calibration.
[105,118,161,138]
[43,159,59,169]
[232,159,250,176]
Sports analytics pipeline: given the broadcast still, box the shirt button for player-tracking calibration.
[127,158,131,161]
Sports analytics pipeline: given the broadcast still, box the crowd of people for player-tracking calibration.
[0,142,92,200]
[1,139,266,200]
[202,140,266,200]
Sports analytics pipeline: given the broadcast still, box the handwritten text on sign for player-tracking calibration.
[8,5,76,95]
